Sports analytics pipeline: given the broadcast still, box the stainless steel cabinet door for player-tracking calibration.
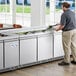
[5,40,19,68]
[20,38,37,65]
[0,42,3,69]
[38,34,53,61]
[54,34,64,57]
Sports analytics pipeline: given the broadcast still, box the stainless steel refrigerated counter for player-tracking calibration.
[0,26,64,73]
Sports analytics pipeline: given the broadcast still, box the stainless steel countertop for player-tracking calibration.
[0,26,62,41]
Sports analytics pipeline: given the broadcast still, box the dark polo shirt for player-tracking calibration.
[60,9,76,31]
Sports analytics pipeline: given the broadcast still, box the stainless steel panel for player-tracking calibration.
[0,42,3,69]
[54,34,64,57]
[4,38,19,42]
[20,36,37,40]
[38,34,53,61]
[20,38,37,65]
[5,40,19,68]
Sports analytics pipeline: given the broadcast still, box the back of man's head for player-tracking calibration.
[62,2,70,8]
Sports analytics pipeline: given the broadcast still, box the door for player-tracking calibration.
[4,39,19,68]
[20,37,37,65]
[0,41,3,69]
[54,33,64,57]
[38,34,53,61]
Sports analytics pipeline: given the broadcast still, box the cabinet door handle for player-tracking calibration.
[10,44,18,48]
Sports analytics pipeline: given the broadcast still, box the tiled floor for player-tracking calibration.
[0,60,76,76]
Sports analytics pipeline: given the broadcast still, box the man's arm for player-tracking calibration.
[54,13,66,31]
[54,24,64,31]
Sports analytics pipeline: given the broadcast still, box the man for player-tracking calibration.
[54,2,76,66]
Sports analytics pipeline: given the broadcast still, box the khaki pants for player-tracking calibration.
[62,29,76,63]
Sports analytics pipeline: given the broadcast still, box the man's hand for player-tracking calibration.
[53,24,61,31]
[53,24,64,31]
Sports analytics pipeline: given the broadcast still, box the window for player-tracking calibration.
[0,0,12,24]
[45,0,50,26]
[45,0,55,26]
[16,0,31,27]
[56,0,75,12]
[55,0,75,24]
[45,0,75,26]
[0,0,75,28]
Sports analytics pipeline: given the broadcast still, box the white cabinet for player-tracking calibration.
[54,32,64,57]
[20,37,37,65]
[0,41,3,70]
[4,39,19,68]
[38,34,53,61]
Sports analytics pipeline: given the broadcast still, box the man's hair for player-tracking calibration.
[62,2,70,8]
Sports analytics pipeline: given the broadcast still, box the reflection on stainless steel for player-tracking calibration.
[0,28,14,30]
[0,33,8,37]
